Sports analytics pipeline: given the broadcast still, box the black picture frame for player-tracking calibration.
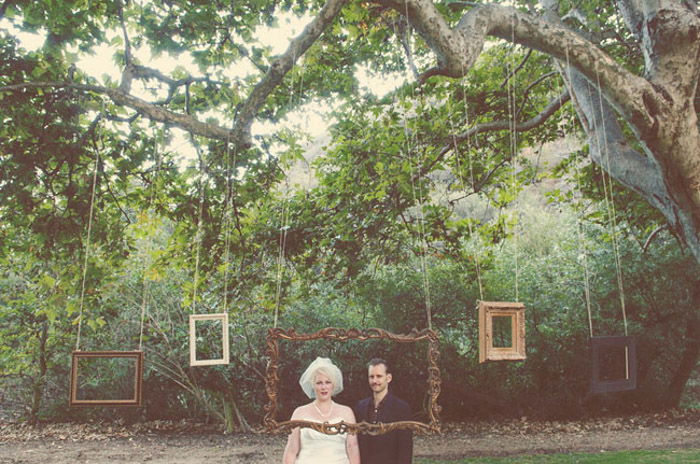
[590,336,637,394]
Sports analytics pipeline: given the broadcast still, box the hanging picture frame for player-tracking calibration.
[69,350,144,407]
[590,335,637,394]
[478,301,526,363]
[264,327,441,435]
[189,313,230,366]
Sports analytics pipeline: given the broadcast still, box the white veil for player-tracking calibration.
[298,357,344,399]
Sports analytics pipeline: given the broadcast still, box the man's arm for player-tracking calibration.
[396,399,413,464]
[353,399,367,462]
[397,428,413,464]
[353,399,366,422]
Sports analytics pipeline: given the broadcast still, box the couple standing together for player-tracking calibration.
[282,357,413,464]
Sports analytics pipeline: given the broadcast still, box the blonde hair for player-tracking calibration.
[299,357,344,399]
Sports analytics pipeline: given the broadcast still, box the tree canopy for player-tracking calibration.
[2,0,699,264]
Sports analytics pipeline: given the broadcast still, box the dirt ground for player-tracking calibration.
[1,410,699,463]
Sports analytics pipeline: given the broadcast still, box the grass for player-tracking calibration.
[416,449,700,463]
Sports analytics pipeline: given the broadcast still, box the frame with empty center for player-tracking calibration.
[589,335,637,394]
[69,350,144,407]
[189,313,230,366]
[478,301,526,363]
[264,327,441,435]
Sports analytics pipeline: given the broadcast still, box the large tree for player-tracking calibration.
[1,0,699,263]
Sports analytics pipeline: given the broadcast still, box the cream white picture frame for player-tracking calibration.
[189,313,230,366]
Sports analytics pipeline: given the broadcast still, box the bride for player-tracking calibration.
[282,357,360,464]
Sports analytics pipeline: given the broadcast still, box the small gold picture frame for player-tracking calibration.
[189,313,230,366]
[69,350,144,407]
[478,301,526,363]
[264,327,441,435]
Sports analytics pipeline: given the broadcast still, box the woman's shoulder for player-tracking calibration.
[333,403,357,421]
[290,402,313,419]
[334,402,353,412]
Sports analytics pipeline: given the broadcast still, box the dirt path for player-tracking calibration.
[1,411,699,463]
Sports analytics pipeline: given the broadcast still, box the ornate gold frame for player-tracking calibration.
[69,350,144,407]
[264,327,441,435]
[189,313,230,366]
[478,301,526,363]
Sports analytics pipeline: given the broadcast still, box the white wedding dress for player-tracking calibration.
[295,417,349,464]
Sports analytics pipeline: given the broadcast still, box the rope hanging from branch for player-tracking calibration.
[594,69,628,336]
[273,189,290,329]
[187,137,232,367]
[69,121,147,407]
[138,130,162,351]
[562,47,595,338]
[190,146,206,315]
[451,62,484,301]
[74,143,101,351]
[223,136,238,314]
[397,9,433,330]
[562,49,635,393]
[273,49,301,329]
[507,19,521,303]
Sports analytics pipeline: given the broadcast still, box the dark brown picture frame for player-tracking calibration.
[264,327,441,435]
[478,301,526,363]
[590,336,637,394]
[69,350,144,407]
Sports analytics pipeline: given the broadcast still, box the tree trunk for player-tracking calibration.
[222,393,235,433]
[218,390,253,433]
[28,321,48,424]
[664,282,700,408]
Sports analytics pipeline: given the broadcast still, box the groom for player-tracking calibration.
[354,358,413,464]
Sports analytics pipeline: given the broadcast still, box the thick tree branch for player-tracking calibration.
[127,64,224,106]
[0,0,11,19]
[129,64,226,93]
[117,0,134,94]
[415,90,570,183]
[231,0,349,148]
[573,70,700,259]
[453,89,570,145]
[569,69,668,204]
[543,0,700,263]
[616,0,645,40]
[0,82,235,140]
[382,0,660,136]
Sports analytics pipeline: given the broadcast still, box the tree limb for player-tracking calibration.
[616,0,645,41]
[560,55,674,212]
[642,224,669,253]
[231,0,350,148]
[396,18,420,80]
[451,89,570,151]
[500,48,533,90]
[381,0,660,136]
[517,71,559,118]
[117,0,134,93]
[0,82,235,139]
[412,89,569,187]
[0,0,11,19]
